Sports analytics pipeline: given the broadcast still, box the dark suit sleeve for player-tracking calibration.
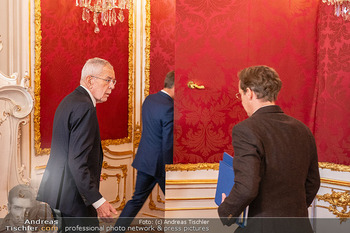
[218,124,262,225]
[68,106,102,206]
[162,106,174,164]
[305,134,320,207]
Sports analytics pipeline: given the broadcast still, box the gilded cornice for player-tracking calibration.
[144,0,151,97]
[165,162,350,173]
[319,162,350,172]
[165,163,219,172]
[34,0,134,155]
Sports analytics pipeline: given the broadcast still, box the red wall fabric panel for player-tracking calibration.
[316,4,350,165]
[174,0,320,163]
[149,0,175,94]
[40,0,129,148]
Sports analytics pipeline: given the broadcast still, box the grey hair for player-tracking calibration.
[81,57,113,81]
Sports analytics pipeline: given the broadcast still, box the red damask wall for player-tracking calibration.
[149,0,175,94]
[172,0,349,165]
[315,4,350,165]
[39,0,129,149]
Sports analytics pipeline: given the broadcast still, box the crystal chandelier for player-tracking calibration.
[76,0,130,33]
[322,0,350,20]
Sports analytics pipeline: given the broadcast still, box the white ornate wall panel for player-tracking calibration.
[0,72,33,217]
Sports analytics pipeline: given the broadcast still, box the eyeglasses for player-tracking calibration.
[91,75,116,85]
[235,92,241,100]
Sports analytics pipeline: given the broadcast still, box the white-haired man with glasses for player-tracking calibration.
[37,57,117,232]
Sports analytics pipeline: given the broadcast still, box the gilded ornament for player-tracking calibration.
[157,186,165,204]
[317,190,350,219]
[133,123,141,148]
[149,192,165,212]
[115,198,126,211]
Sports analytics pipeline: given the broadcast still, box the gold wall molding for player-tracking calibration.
[140,212,160,218]
[35,165,46,170]
[157,186,165,204]
[319,162,350,172]
[321,178,350,188]
[147,185,165,211]
[33,0,48,156]
[101,172,122,203]
[144,0,151,97]
[102,161,128,211]
[133,123,141,148]
[317,190,350,219]
[166,179,217,185]
[166,163,219,172]
[33,0,134,156]
[149,192,165,212]
[103,147,133,156]
[166,162,350,173]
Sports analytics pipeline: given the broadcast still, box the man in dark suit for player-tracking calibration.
[37,58,117,231]
[112,71,174,232]
[218,65,320,233]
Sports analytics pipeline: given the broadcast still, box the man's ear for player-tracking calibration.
[246,88,254,100]
[86,75,94,89]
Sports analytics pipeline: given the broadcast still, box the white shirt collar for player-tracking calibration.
[80,85,96,107]
[161,89,171,97]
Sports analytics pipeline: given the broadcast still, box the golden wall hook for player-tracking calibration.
[187,81,205,89]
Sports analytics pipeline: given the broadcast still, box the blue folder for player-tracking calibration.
[215,152,248,228]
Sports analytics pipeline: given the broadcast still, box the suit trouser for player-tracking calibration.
[112,170,165,233]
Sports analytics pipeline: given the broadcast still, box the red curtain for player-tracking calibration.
[39,0,129,149]
[315,3,350,165]
[149,0,175,94]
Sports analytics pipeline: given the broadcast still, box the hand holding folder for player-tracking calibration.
[215,152,248,228]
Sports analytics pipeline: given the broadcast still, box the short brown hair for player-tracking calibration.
[164,71,175,88]
[238,65,282,102]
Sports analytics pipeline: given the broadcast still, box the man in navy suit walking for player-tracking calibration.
[113,71,174,232]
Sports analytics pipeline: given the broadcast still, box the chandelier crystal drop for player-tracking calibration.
[76,0,130,33]
[322,0,350,20]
